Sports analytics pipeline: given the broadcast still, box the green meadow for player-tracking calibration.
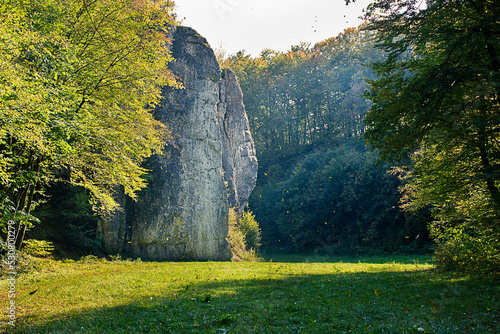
[1,255,499,333]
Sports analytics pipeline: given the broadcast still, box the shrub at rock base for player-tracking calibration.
[227,208,262,262]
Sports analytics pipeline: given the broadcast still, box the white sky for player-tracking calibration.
[175,0,373,57]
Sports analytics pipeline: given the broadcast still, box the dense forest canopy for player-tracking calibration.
[221,27,376,155]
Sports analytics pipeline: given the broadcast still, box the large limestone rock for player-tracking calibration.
[98,26,257,261]
[218,69,259,212]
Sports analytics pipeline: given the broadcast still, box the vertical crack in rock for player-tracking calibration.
[98,26,257,261]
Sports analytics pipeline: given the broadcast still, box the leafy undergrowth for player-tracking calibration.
[1,255,498,333]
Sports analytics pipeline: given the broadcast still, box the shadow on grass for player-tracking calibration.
[6,267,499,334]
[261,253,434,265]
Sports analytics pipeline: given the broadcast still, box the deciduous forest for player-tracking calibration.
[1,0,499,275]
[220,26,432,257]
[222,0,500,274]
[0,0,180,251]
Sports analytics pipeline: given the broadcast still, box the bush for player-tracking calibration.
[227,208,262,262]
[238,210,261,250]
[30,183,102,257]
[22,239,54,258]
[431,222,500,274]
[78,254,106,264]
[0,250,42,277]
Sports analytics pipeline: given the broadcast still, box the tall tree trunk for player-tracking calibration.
[13,155,40,250]
[14,183,36,250]
[478,130,500,213]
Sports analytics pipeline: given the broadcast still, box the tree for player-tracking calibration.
[250,140,429,253]
[363,0,500,272]
[223,26,383,160]
[0,0,179,248]
[221,26,428,254]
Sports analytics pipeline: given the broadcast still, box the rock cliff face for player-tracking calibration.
[98,27,257,261]
[219,69,259,212]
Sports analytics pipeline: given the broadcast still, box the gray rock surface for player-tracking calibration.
[98,26,257,261]
[219,69,258,212]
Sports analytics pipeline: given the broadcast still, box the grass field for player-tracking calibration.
[1,255,499,333]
